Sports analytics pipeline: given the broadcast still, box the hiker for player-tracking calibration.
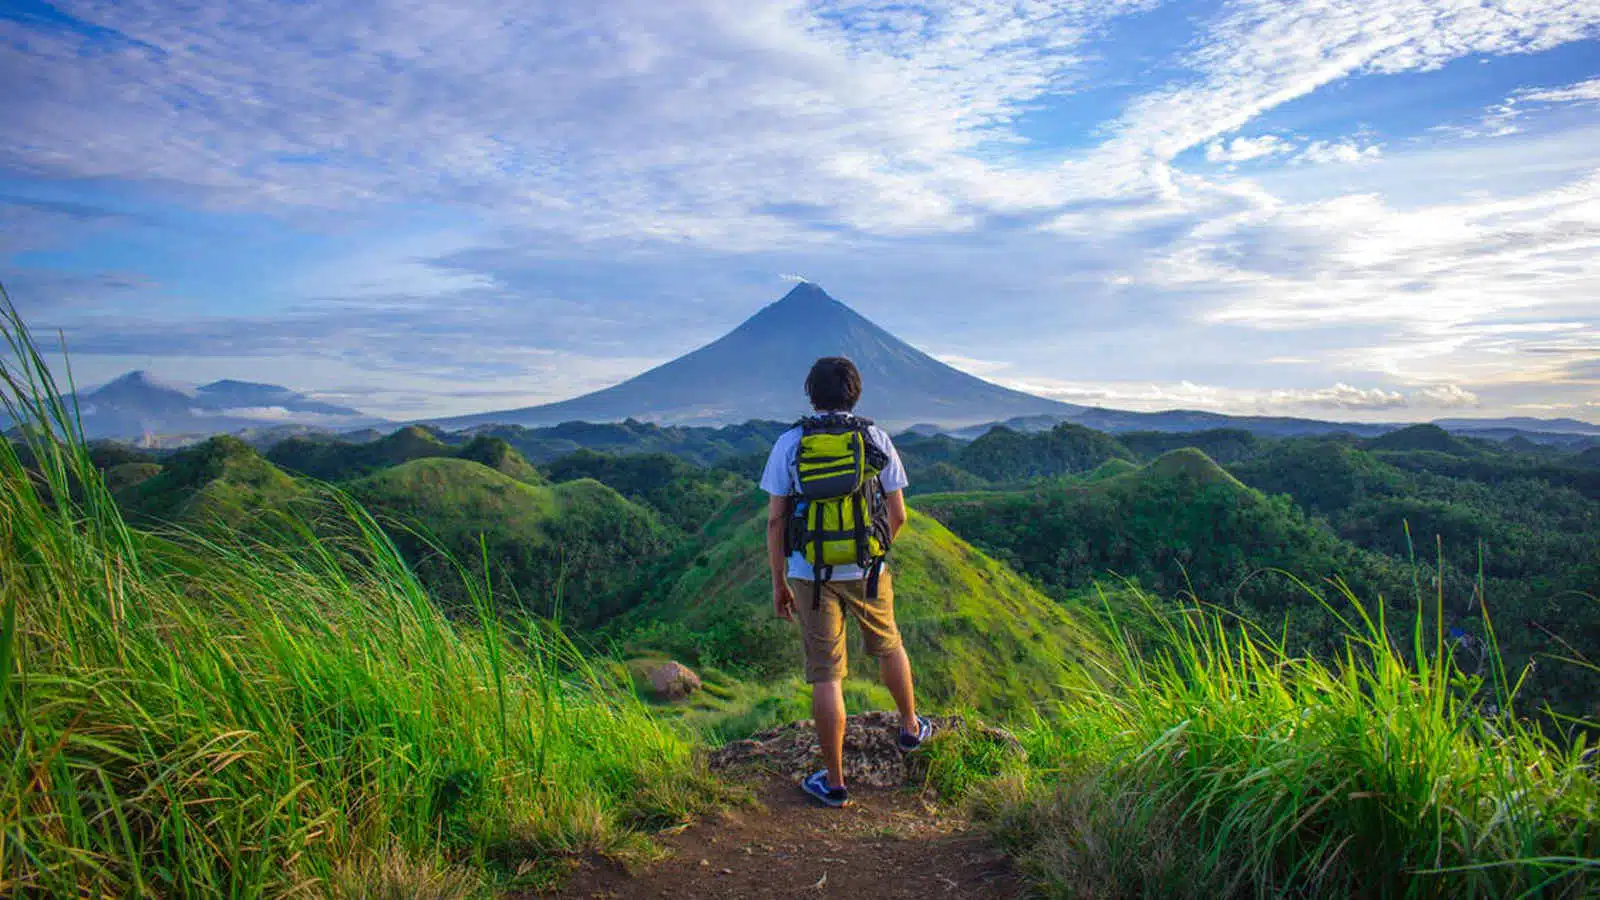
[761,355,929,808]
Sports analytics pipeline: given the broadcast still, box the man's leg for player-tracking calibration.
[877,646,918,735]
[856,571,919,736]
[812,679,847,789]
[791,577,849,791]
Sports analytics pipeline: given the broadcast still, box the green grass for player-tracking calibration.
[0,295,724,897]
[612,488,1104,717]
[925,586,1599,898]
[348,458,677,625]
[620,654,895,744]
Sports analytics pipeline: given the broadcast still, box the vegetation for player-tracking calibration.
[348,457,677,626]
[916,450,1413,650]
[0,308,723,897]
[266,423,461,480]
[612,489,1101,715]
[118,434,313,529]
[956,422,1134,482]
[541,448,749,533]
[467,418,791,466]
[925,587,1598,898]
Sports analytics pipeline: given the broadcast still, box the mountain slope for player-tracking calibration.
[914,449,1411,648]
[118,435,312,527]
[429,283,1081,431]
[64,370,374,440]
[612,489,1099,715]
[348,458,675,624]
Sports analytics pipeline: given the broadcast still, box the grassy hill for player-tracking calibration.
[118,435,312,528]
[613,490,1100,716]
[454,434,546,485]
[348,457,676,624]
[541,449,749,533]
[915,450,1412,645]
[2,424,718,898]
[956,422,1133,482]
[266,424,460,481]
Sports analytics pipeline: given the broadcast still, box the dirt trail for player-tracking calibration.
[550,714,1023,899]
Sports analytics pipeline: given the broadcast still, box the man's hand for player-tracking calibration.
[773,581,796,620]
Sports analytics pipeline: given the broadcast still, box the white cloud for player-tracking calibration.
[0,0,1156,246]
[997,375,1450,416]
[1516,76,1600,105]
[1205,135,1292,163]
[1296,140,1382,165]
[1414,384,1480,408]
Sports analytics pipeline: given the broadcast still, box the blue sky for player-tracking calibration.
[1,0,1596,421]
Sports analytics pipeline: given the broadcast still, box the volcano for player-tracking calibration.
[431,283,1081,430]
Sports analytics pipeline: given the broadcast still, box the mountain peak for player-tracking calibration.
[775,281,836,306]
[428,283,1081,430]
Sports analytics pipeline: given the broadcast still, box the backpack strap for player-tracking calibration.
[865,558,884,600]
[851,491,869,568]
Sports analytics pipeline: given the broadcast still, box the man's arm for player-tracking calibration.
[767,495,795,620]
[885,489,907,541]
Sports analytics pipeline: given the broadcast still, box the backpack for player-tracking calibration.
[785,413,893,608]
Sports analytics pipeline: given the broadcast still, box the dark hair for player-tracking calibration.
[804,357,862,412]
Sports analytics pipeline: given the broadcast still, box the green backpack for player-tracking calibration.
[786,414,893,608]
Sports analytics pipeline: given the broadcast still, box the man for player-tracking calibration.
[760,356,929,808]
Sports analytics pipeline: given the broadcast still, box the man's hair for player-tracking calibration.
[804,356,862,412]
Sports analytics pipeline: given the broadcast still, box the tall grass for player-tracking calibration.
[929,584,1598,898]
[0,291,721,896]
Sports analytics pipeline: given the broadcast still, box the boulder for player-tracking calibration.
[648,661,702,701]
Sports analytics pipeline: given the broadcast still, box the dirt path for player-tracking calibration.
[554,776,1019,899]
[549,713,1023,899]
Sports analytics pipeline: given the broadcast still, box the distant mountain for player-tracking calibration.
[428,283,1083,431]
[1434,417,1599,436]
[63,371,379,441]
[937,410,1596,444]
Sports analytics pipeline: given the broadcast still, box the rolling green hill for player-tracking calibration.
[348,457,676,624]
[454,434,546,485]
[105,461,163,496]
[118,436,312,528]
[266,424,460,481]
[916,450,1411,641]
[541,449,749,532]
[613,489,1100,715]
[956,422,1133,482]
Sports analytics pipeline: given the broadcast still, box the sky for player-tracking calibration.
[1,0,1597,423]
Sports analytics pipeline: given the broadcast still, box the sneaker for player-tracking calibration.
[800,770,849,808]
[897,715,933,752]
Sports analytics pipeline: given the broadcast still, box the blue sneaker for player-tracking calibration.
[800,770,849,808]
[897,715,932,752]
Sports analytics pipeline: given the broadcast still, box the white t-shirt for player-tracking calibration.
[759,417,909,580]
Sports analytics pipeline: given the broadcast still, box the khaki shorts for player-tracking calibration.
[788,571,902,683]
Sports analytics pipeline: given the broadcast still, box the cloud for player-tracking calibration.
[2,1,1596,422]
[1414,384,1480,408]
[1464,75,1600,137]
[0,0,1153,246]
[1001,376,1481,416]
[1296,140,1382,165]
[1205,135,1292,163]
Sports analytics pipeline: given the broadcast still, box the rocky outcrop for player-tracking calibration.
[648,661,702,701]
[708,711,1023,789]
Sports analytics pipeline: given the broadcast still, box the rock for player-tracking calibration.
[649,661,702,701]
[707,711,966,789]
